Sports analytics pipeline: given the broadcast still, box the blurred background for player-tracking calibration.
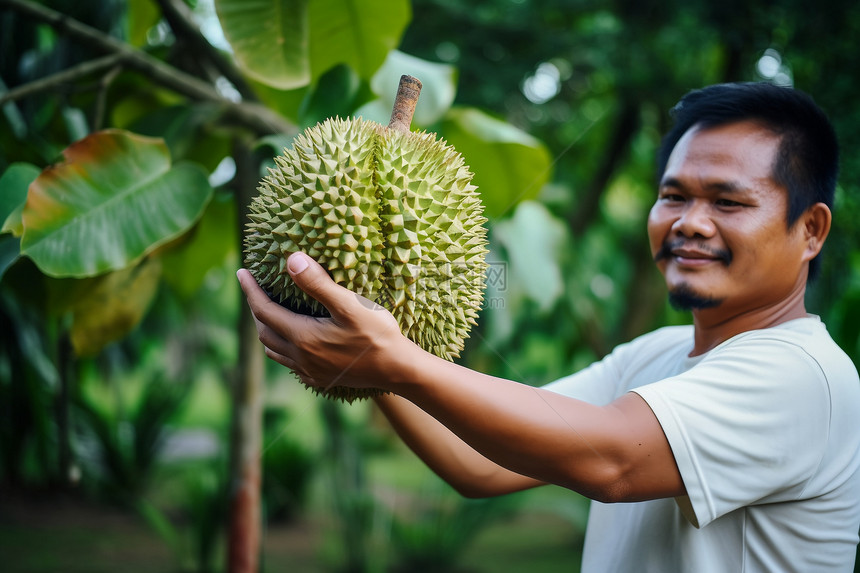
[1,0,859,571]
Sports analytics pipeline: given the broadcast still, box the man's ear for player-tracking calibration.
[800,202,832,262]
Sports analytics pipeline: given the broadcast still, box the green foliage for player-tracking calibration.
[319,400,383,572]
[214,0,311,89]
[18,129,213,278]
[160,191,238,299]
[492,201,569,314]
[134,460,228,573]
[355,50,457,127]
[262,407,315,523]
[60,258,163,357]
[0,162,40,236]
[215,0,412,88]
[75,375,190,498]
[443,108,552,219]
[0,289,59,487]
[388,480,517,573]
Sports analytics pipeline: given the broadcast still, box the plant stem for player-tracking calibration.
[92,64,123,132]
[388,75,422,133]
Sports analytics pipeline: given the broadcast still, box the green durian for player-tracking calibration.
[243,76,489,402]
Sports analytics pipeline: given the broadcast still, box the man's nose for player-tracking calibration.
[670,201,716,238]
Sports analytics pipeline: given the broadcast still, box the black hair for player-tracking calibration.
[657,82,839,280]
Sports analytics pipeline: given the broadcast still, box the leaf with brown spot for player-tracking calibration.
[19,129,213,278]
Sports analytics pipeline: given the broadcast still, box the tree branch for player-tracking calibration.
[0,53,124,106]
[92,64,123,132]
[0,0,295,136]
[154,0,256,101]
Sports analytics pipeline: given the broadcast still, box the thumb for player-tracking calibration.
[287,252,356,321]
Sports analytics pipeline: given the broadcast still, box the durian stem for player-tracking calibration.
[388,75,422,133]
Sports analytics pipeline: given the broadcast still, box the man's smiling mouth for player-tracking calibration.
[655,240,732,266]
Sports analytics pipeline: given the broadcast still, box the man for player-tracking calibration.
[237,82,860,572]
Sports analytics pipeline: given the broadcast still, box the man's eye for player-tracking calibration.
[715,199,742,207]
[661,194,685,202]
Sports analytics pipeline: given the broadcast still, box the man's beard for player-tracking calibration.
[654,240,730,311]
[667,283,723,311]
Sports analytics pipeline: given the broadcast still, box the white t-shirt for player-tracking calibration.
[544,316,860,572]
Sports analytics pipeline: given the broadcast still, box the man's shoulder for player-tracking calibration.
[718,316,846,360]
[669,318,860,409]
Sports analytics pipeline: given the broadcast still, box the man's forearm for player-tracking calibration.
[384,347,616,496]
[373,392,544,497]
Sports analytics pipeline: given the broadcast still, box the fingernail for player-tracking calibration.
[288,253,309,275]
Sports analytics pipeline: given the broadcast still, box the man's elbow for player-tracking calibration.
[562,460,633,504]
[587,480,632,504]
[569,459,682,504]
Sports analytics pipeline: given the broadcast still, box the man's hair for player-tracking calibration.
[656,82,839,280]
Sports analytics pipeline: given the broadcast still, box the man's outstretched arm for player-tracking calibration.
[237,253,685,502]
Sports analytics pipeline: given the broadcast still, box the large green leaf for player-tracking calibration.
[492,201,569,314]
[160,192,237,298]
[297,64,364,128]
[64,258,162,357]
[215,0,410,89]
[307,0,411,82]
[126,103,233,172]
[441,108,553,220]
[215,0,310,89]
[0,235,21,282]
[20,129,213,278]
[1,162,41,236]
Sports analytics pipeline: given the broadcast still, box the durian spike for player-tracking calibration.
[388,75,422,134]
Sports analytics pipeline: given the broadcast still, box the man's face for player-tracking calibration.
[647,120,810,314]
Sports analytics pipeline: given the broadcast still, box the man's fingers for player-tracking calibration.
[258,323,300,359]
[236,268,277,315]
[286,252,360,323]
[237,268,303,337]
[264,346,301,372]
[262,346,317,386]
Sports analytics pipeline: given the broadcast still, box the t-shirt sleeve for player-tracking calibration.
[543,339,635,406]
[633,334,831,529]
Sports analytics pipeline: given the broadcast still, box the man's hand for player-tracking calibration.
[236,252,415,393]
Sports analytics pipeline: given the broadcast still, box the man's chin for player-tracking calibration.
[667,285,723,311]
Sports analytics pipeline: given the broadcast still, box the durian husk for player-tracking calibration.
[244,116,488,402]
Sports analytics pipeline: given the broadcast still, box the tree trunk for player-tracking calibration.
[227,138,265,573]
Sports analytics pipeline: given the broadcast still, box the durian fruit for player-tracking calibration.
[244,75,488,402]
